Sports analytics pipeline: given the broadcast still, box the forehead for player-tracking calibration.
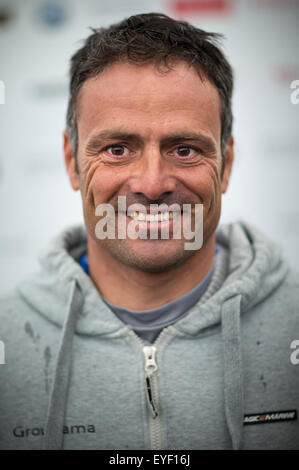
[77,61,221,144]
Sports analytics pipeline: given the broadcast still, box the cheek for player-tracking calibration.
[183,160,221,200]
[81,158,124,207]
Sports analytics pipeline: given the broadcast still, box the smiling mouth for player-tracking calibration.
[126,211,181,222]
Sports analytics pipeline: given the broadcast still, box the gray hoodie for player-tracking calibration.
[0,220,298,450]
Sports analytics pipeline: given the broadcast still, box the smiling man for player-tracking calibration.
[0,13,298,451]
[65,59,232,309]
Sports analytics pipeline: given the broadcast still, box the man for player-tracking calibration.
[0,13,298,450]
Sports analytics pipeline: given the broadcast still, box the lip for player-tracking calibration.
[117,209,183,215]
[126,211,181,221]
[127,209,181,215]
[115,211,184,238]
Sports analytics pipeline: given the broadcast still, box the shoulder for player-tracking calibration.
[0,288,24,323]
[282,266,299,289]
[274,266,299,312]
[0,286,45,339]
[246,265,299,342]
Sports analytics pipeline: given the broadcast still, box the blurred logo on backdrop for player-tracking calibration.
[0,3,14,28]
[168,0,234,15]
[35,1,68,28]
[28,80,68,99]
[272,65,299,85]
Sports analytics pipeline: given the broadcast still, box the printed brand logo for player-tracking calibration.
[12,424,96,437]
[244,410,297,425]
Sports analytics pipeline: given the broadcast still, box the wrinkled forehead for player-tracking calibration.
[76,61,222,145]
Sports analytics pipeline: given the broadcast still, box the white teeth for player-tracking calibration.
[127,211,180,221]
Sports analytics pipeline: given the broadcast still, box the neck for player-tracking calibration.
[87,235,216,310]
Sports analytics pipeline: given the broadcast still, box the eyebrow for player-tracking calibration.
[85,129,217,154]
[161,132,217,153]
[86,130,142,153]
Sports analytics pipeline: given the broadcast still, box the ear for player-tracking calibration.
[221,136,234,194]
[63,130,80,191]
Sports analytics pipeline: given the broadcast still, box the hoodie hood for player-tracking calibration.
[174,219,289,337]
[15,219,290,450]
[17,225,124,337]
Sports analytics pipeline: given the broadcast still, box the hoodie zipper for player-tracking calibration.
[143,346,159,419]
[128,328,170,450]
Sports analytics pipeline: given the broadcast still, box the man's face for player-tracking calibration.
[64,61,234,272]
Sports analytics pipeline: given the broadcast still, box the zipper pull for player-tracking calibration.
[143,346,158,374]
[143,346,158,419]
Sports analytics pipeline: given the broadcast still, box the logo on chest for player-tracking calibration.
[244,410,297,425]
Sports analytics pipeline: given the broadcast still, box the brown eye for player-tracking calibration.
[107,145,128,156]
[176,146,196,157]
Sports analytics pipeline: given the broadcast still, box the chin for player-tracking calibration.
[115,239,196,273]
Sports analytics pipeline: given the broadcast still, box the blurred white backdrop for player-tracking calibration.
[0,0,298,294]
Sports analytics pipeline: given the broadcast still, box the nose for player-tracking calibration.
[128,145,176,201]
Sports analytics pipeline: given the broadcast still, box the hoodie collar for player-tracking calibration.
[173,219,289,336]
[17,224,126,336]
[17,220,289,338]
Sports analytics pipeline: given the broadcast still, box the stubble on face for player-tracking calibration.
[75,61,224,273]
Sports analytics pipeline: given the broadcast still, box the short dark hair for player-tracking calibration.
[66,12,234,176]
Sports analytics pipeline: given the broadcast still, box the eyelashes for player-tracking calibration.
[100,144,203,159]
